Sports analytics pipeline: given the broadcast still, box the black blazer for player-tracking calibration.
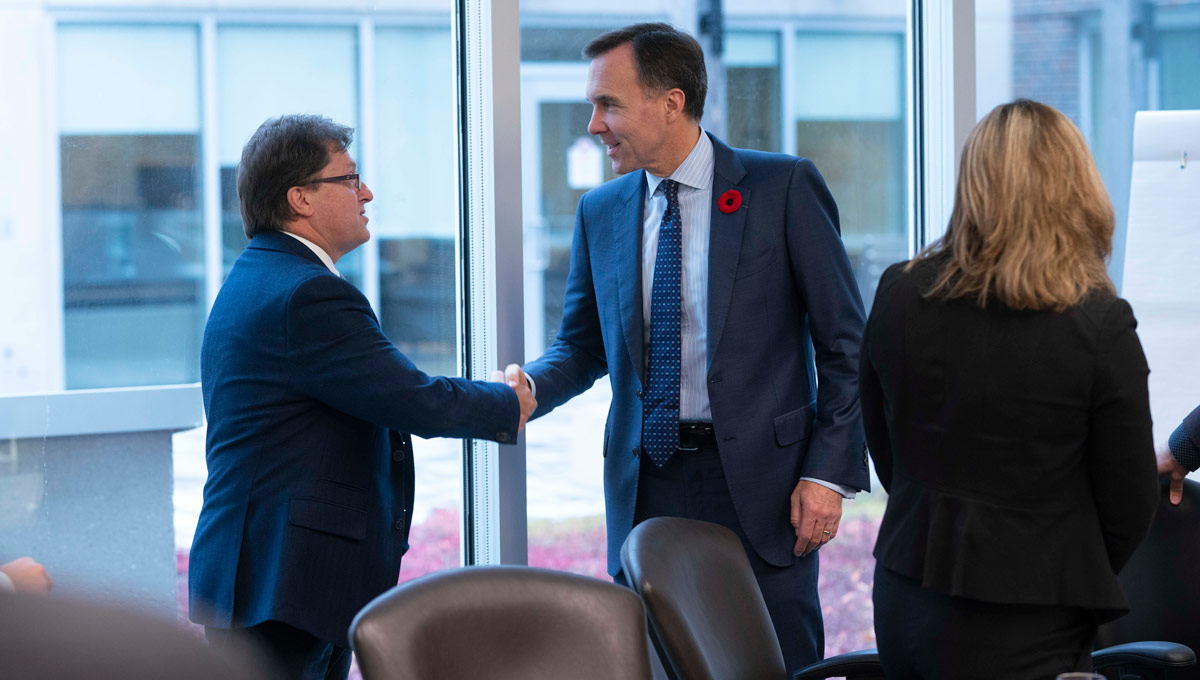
[861,261,1158,619]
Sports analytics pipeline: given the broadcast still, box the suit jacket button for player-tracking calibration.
[632,447,641,457]
[393,449,405,462]
[394,519,405,531]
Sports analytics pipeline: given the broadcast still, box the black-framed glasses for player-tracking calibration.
[300,173,361,190]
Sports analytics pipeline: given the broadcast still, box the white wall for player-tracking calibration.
[0,6,63,394]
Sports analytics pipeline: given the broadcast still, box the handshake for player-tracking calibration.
[490,364,536,432]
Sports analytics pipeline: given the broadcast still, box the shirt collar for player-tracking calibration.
[645,127,714,196]
[282,231,341,277]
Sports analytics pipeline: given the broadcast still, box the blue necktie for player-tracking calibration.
[644,179,682,468]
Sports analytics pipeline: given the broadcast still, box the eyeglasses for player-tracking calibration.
[300,173,361,190]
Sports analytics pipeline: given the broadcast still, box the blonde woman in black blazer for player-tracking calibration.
[861,99,1158,679]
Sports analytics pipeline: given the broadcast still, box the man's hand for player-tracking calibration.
[1,557,53,594]
[1158,447,1188,505]
[790,481,843,557]
[490,363,536,432]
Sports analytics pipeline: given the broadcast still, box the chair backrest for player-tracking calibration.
[620,517,787,680]
[0,592,276,680]
[1096,478,1200,678]
[349,565,653,680]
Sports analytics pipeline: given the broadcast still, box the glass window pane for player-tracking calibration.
[1160,29,1200,110]
[216,25,359,280]
[58,24,203,389]
[794,31,908,307]
[726,31,781,152]
[374,22,465,583]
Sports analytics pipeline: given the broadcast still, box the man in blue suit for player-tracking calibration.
[189,114,535,680]
[520,24,869,672]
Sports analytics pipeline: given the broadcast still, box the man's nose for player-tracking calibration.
[587,108,606,136]
[359,182,374,203]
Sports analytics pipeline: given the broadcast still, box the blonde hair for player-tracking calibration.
[909,99,1116,311]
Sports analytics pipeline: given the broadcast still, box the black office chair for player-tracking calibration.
[0,592,278,680]
[1093,477,1200,679]
[620,517,883,680]
[622,516,1195,680]
[349,565,654,680]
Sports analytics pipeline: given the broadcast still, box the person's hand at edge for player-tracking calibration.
[1157,447,1188,505]
[1,557,54,595]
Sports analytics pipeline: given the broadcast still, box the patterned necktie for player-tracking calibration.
[644,179,682,468]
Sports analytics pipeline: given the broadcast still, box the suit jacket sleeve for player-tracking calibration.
[785,159,869,489]
[524,191,610,417]
[1183,405,1200,444]
[1169,403,1200,471]
[1087,298,1158,572]
[285,273,520,442]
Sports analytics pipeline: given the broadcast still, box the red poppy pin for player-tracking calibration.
[718,189,743,213]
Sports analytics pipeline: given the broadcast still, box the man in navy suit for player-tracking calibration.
[189,114,535,680]
[519,23,869,673]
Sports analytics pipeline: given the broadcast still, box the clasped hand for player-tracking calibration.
[490,363,536,431]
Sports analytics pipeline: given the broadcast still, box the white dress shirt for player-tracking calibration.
[282,231,341,277]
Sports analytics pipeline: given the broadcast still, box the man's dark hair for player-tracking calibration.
[583,23,707,121]
[236,114,354,239]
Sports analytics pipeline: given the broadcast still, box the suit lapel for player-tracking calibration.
[614,173,647,387]
[706,137,749,369]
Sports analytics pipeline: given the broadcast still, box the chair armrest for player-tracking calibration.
[792,649,884,680]
[1092,641,1196,670]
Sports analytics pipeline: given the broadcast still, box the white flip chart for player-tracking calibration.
[1120,110,1200,446]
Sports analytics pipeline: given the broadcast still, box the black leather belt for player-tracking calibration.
[678,421,717,451]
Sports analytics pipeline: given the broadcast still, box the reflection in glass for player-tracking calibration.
[57,23,205,389]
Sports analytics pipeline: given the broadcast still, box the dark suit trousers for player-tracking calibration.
[873,565,1095,680]
[623,441,823,674]
[206,621,352,680]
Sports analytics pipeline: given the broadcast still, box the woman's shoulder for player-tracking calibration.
[877,259,922,292]
[873,258,942,301]
[1071,289,1135,332]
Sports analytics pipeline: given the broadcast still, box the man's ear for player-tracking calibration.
[663,88,687,123]
[287,185,315,218]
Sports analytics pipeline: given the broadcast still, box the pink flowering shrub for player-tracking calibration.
[816,515,880,656]
[177,506,882,663]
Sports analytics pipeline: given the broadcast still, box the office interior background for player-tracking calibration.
[0,0,1197,658]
